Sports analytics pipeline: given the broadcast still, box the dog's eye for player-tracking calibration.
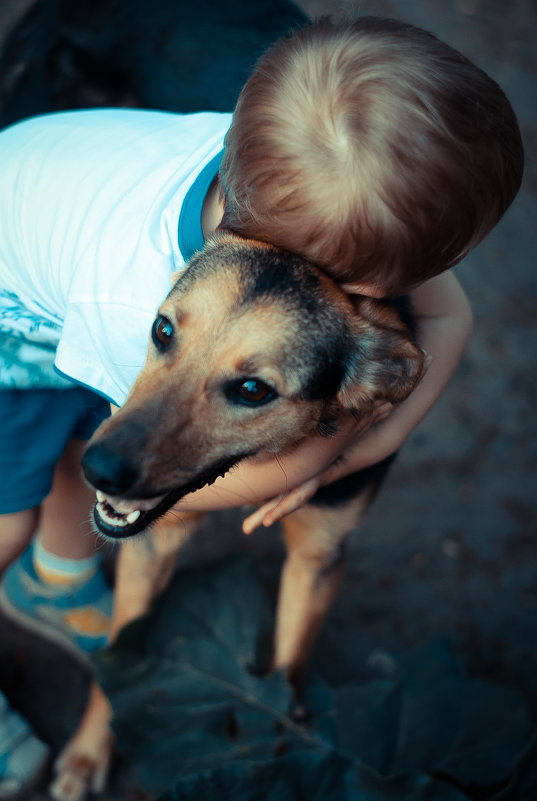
[226,378,277,407]
[151,315,174,352]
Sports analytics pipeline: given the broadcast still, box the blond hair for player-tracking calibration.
[219,16,523,294]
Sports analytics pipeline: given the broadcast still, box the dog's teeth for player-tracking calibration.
[97,501,127,527]
[95,500,142,529]
[96,490,106,502]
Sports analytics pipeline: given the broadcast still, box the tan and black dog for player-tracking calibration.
[50,232,425,801]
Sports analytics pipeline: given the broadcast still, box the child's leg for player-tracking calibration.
[0,387,112,659]
[0,385,111,793]
[30,436,107,593]
[39,437,101,560]
[0,509,38,573]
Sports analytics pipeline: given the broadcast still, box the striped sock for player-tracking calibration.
[33,535,100,587]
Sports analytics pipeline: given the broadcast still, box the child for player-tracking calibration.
[0,16,523,793]
[168,15,524,526]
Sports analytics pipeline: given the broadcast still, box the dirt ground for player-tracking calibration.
[0,0,535,798]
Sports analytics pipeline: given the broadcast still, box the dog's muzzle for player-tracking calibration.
[82,445,252,539]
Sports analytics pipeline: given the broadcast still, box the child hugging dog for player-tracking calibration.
[0,15,523,800]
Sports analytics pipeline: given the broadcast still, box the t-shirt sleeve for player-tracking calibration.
[55,301,155,406]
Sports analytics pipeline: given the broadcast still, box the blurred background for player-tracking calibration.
[0,0,535,797]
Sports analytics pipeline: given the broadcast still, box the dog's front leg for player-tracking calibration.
[49,682,113,801]
[274,496,370,685]
[111,511,204,637]
[50,512,203,801]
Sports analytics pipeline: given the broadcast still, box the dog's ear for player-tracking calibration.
[337,298,426,411]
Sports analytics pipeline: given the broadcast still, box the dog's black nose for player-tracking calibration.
[82,442,139,495]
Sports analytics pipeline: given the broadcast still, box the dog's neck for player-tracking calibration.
[201,177,225,239]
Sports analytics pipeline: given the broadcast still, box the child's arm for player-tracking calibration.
[155,271,472,526]
[327,268,474,474]
[240,269,473,530]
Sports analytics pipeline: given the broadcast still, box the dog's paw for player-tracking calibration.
[48,726,114,801]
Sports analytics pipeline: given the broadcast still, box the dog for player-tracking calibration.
[49,232,425,801]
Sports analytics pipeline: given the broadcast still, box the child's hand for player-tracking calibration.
[242,475,322,533]
[242,400,394,533]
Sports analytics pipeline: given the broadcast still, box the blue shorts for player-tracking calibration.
[0,387,110,514]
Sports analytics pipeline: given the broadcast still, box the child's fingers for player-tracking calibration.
[261,483,315,525]
[242,477,322,534]
[242,500,280,534]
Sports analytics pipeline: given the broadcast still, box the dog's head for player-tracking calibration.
[83,233,425,538]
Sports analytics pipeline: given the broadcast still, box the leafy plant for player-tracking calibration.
[93,555,534,801]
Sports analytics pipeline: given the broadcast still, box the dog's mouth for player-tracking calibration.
[91,453,250,539]
[94,490,174,539]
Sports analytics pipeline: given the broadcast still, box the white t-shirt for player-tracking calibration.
[0,108,231,404]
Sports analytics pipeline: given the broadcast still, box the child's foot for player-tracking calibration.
[0,691,49,800]
[0,545,112,663]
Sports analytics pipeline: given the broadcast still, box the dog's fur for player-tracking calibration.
[50,233,425,801]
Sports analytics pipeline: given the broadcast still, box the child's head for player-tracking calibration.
[219,16,523,296]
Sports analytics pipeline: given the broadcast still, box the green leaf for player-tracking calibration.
[156,751,470,801]
[334,640,533,789]
[490,733,537,800]
[94,555,329,792]
[94,559,533,799]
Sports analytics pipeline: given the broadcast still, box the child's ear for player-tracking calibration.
[337,298,426,410]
